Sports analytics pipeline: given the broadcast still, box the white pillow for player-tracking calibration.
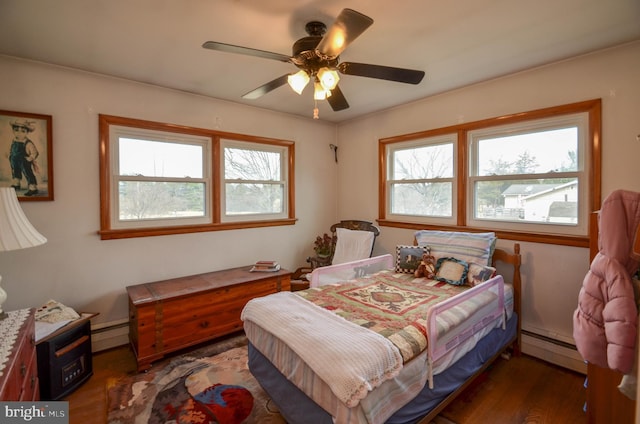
[331,228,375,265]
[414,230,496,266]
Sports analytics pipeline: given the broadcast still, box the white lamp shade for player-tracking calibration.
[318,68,340,91]
[314,81,329,100]
[287,70,310,95]
[0,187,47,251]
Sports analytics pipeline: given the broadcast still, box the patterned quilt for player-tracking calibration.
[295,270,496,363]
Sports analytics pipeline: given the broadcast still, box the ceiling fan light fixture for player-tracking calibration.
[287,70,310,94]
[314,81,330,100]
[318,67,340,91]
[203,8,423,116]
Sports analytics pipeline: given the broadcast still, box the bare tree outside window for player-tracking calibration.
[224,145,285,216]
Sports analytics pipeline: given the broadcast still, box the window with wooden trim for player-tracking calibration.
[385,133,457,226]
[379,99,601,246]
[98,115,295,240]
[221,139,289,222]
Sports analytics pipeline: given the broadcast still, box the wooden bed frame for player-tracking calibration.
[416,242,522,423]
[246,242,522,424]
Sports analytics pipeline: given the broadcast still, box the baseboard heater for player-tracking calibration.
[521,329,586,374]
[522,329,577,349]
[89,318,130,352]
[91,319,129,334]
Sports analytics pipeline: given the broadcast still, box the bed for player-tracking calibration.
[242,231,522,424]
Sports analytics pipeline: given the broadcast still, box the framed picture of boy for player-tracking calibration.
[0,110,53,201]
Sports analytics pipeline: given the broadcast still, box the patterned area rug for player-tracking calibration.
[106,335,285,424]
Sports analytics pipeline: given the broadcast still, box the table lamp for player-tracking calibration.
[0,187,47,319]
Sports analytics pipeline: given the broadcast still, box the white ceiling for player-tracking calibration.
[1,0,639,123]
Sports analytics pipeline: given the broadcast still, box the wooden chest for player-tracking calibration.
[126,266,291,371]
[0,308,39,401]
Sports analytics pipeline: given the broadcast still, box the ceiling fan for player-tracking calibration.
[202,8,425,118]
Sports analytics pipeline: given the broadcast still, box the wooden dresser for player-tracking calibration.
[0,308,39,401]
[127,266,291,371]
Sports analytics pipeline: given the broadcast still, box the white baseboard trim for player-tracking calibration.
[522,332,586,374]
[90,319,129,352]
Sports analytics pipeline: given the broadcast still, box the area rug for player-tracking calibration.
[106,335,285,424]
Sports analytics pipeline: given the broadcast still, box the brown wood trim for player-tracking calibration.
[589,211,599,261]
[288,142,296,219]
[378,219,589,247]
[98,114,111,231]
[212,135,221,223]
[98,218,297,240]
[378,141,387,221]
[378,99,602,245]
[493,243,522,354]
[589,99,602,214]
[98,114,296,240]
[54,335,89,358]
[456,128,467,226]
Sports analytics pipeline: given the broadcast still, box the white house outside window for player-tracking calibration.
[467,113,589,236]
[378,99,601,246]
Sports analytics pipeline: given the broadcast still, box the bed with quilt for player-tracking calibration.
[241,231,522,424]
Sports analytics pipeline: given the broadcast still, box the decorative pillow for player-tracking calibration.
[467,263,497,287]
[414,230,496,266]
[435,257,469,286]
[331,228,375,265]
[395,245,426,273]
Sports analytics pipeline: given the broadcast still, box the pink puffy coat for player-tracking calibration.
[573,189,640,374]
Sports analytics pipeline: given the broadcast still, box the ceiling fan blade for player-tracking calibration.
[327,85,349,111]
[241,74,289,99]
[202,41,291,63]
[316,9,373,59]
[338,62,425,84]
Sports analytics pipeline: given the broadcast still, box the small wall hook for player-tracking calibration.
[329,144,338,163]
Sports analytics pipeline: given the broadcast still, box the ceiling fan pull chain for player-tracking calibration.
[313,100,319,119]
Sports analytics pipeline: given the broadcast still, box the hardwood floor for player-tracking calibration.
[437,353,587,424]
[65,344,587,424]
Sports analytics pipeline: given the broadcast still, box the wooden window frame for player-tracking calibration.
[98,114,296,240]
[378,99,601,247]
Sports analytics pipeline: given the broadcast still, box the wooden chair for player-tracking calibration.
[291,220,380,288]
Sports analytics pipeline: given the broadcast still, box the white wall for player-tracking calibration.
[0,56,339,326]
[1,41,639,364]
[337,41,640,363]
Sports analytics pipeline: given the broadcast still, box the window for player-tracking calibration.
[385,134,457,225]
[379,99,601,246]
[468,113,588,236]
[112,127,210,228]
[99,115,295,239]
[222,139,288,222]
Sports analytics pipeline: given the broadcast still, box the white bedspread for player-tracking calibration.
[241,291,403,407]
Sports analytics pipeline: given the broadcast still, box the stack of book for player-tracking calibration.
[250,260,281,272]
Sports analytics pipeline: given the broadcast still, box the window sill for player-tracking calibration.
[98,218,297,240]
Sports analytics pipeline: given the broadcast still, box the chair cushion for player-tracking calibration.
[331,228,375,265]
